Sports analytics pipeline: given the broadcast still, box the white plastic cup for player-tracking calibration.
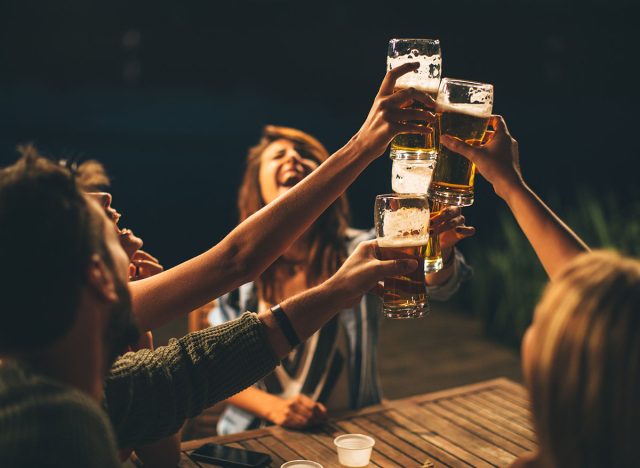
[333,434,375,467]
[281,461,323,468]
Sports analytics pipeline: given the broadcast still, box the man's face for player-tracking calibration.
[86,198,139,362]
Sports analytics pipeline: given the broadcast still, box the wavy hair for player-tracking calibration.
[237,125,350,304]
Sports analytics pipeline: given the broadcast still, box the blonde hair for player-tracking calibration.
[237,125,350,305]
[529,251,640,467]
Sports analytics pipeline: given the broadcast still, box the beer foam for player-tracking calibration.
[387,53,441,93]
[379,207,429,241]
[377,236,429,248]
[435,101,492,118]
[391,161,433,194]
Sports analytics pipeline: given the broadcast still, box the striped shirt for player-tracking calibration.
[210,228,471,435]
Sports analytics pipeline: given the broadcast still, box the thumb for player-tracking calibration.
[376,258,418,278]
[440,135,481,163]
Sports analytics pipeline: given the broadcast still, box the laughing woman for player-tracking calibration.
[207,125,475,434]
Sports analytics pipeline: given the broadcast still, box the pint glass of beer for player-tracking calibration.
[374,194,430,319]
[429,78,493,206]
[390,156,443,272]
[387,38,441,160]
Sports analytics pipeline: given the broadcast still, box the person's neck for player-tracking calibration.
[20,292,107,402]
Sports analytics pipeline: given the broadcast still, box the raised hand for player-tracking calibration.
[352,62,436,159]
[440,115,522,200]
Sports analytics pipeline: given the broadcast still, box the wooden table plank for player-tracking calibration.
[474,391,532,417]
[426,401,531,455]
[408,378,512,404]
[255,435,303,465]
[436,399,536,451]
[463,394,532,427]
[311,427,382,468]
[349,413,433,465]
[182,379,537,467]
[451,396,536,441]
[395,403,514,467]
[240,438,285,467]
[369,411,470,467]
[490,388,531,410]
[331,419,412,468]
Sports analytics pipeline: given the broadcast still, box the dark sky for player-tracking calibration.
[2,0,638,268]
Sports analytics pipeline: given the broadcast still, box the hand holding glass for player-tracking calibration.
[374,194,430,319]
[387,38,441,160]
[429,78,493,206]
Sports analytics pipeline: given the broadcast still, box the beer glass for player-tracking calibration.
[390,155,443,272]
[429,78,493,206]
[387,38,441,160]
[374,194,430,319]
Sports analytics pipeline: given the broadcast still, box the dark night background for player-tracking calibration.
[1,0,639,339]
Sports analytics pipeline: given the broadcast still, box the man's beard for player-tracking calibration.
[104,276,140,364]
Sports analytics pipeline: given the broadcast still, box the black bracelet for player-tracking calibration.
[270,304,301,348]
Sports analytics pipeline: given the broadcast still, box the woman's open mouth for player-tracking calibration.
[279,172,305,187]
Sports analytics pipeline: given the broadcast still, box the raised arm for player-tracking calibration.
[440,116,589,279]
[131,64,435,330]
[106,241,416,447]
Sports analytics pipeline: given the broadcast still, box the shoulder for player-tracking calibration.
[0,373,118,467]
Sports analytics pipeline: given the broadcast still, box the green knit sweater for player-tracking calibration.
[0,313,279,467]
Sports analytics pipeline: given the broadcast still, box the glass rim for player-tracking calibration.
[388,38,440,44]
[375,193,429,200]
[440,77,493,90]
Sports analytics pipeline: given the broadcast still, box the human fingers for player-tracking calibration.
[378,62,420,95]
[386,108,436,124]
[385,87,436,109]
[133,259,164,278]
[440,226,476,250]
[131,331,154,351]
[440,135,483,163]
[430,206,461,229]
[133,249,160,263]
[314,401,328,418]
[432,215,466,236]
[374,258,419,279]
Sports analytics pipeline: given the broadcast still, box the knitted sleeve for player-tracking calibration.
[104,312,278,448]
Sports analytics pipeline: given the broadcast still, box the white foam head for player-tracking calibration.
[436,79,493,116]
[391,160,433,194]
[377,207,429,246]
[435,101,492,118]
[387,50,441,94]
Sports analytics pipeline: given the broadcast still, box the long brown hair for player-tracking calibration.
[237,125,350,304]
[528,251,640,467]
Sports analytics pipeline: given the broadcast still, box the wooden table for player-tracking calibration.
[180,378,536,467]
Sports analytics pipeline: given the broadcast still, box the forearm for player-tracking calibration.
[502,181,589,279]
[105,313,279,448]
[225,387,281,421]
[258,282,346,358]
[132,140,374,330]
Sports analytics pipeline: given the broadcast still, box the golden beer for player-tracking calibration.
[374,193,430,319]
[390,87,439,158]
[425,199,444,273]
[378,239,429,319]
[429,79,493,206]
[387,38,442,160]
